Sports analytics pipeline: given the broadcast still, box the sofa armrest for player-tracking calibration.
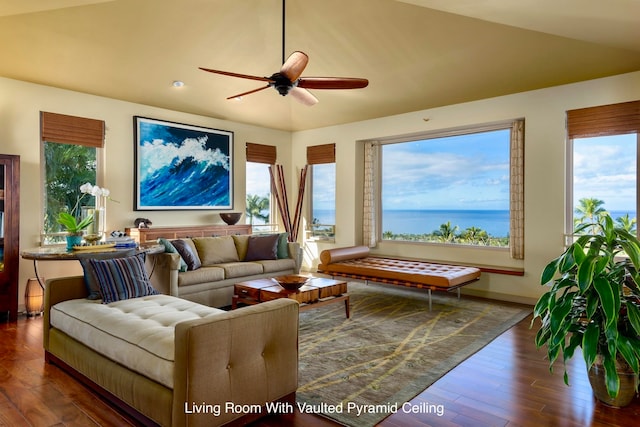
[172,298,299,427]
[147,252,179,296]
[43,276,88,351]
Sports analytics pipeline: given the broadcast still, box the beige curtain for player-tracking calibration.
[363,141,379,248]
[510,119,525,259]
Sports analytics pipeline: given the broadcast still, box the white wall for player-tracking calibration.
[0,76,291,309]
[292,71,640,305]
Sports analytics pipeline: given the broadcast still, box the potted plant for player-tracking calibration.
[57,211,93,250]
[533,214,640,407]
[56,182,115,249]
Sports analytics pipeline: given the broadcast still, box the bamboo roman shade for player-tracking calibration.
[307,143,335,164]
[567,100,640,139]
[40,111,105,148]
[246,142,276,164]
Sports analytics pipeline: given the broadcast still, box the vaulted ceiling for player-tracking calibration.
[1,0,639,131]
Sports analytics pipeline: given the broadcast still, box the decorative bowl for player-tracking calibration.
[219,212,243,225]
[83,233,102,244]
[273,275,310,290]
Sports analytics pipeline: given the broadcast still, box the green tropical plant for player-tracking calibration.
[56,211,93,234]
[533,214,640,400]
[44,142,97,234]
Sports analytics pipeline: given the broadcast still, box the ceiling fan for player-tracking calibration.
[198,1,368,106]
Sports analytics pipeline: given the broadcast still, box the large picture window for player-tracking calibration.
[365,119,524,256]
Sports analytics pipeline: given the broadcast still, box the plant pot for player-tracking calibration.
[66,234,83,250]
[588,357,639,407]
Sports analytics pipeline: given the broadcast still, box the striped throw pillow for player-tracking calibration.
[89,253,158,303]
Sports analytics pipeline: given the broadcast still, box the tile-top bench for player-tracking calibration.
[317,245,481,310]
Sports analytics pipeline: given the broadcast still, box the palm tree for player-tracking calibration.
[615,213,637,233]
[382,230,395,240]
[574,197,607,233]
[461,226,489,244]
[434,221,458,243]
[245,194,270,224]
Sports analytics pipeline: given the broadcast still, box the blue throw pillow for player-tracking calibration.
[89,252,159,303]
[77,250,136,300]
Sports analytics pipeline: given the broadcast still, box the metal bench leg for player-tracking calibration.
[457,288,461,300]
[428,289,432,311]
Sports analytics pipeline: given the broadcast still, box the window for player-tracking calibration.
[567,101,640,239]
[374,120,524,251]
[245,143,276,232]
[245,162,273,230]
[307,144,336,240]
[41,112,104,245]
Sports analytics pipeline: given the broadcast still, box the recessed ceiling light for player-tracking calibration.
[172,80,185,88]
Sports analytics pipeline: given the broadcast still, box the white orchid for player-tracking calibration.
[79,182,117,202]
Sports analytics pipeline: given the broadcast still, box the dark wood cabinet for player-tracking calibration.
[0,154,20,321]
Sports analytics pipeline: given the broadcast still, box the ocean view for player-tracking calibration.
[311,209,638,238]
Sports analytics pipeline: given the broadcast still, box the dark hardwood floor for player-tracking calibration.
[1,312,639,426]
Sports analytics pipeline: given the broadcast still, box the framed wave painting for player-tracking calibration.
[134,116,233,210]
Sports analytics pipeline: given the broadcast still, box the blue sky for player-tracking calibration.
[246,162,271,198]
[382,129,511,210]
[246,132,638,215]
[573,134,636,212]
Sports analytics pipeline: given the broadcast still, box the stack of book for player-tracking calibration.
[106,236,137,249]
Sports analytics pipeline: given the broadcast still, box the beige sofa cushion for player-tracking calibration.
[216,262,264,278]
[177,266,226,286]
[193,236,239,265]
[50,295,224,388]
[257,258,297,273]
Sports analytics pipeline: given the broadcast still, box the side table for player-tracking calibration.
[20,242,164,288]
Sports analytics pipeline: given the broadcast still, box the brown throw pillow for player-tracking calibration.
[172,239,202,270]
[245,234,280,261]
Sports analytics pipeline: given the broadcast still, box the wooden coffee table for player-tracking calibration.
[232,276,350,318]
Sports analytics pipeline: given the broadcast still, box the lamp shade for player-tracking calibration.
[25,277,44,316]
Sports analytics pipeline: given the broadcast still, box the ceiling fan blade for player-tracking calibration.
[297,77,369,90]
[289,87,319,106]
[199,67,272,82]
[280,51,308,82]
[226,85,271,100]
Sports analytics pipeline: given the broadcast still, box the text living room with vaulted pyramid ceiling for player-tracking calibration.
[1,0,640,426]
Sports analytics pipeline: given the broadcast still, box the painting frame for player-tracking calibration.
[133,116,233,210]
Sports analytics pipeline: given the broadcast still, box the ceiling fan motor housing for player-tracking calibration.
[269,72,293,95]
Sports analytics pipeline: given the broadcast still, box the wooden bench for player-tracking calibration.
[317,246,481,310]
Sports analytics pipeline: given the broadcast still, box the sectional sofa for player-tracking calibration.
[44,272,299,426]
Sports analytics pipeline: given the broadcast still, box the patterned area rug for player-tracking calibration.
[297,282,532,426]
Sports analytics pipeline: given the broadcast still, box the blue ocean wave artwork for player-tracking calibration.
[136,118,233,209]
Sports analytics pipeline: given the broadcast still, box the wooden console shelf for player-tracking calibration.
[126,224,252,243]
